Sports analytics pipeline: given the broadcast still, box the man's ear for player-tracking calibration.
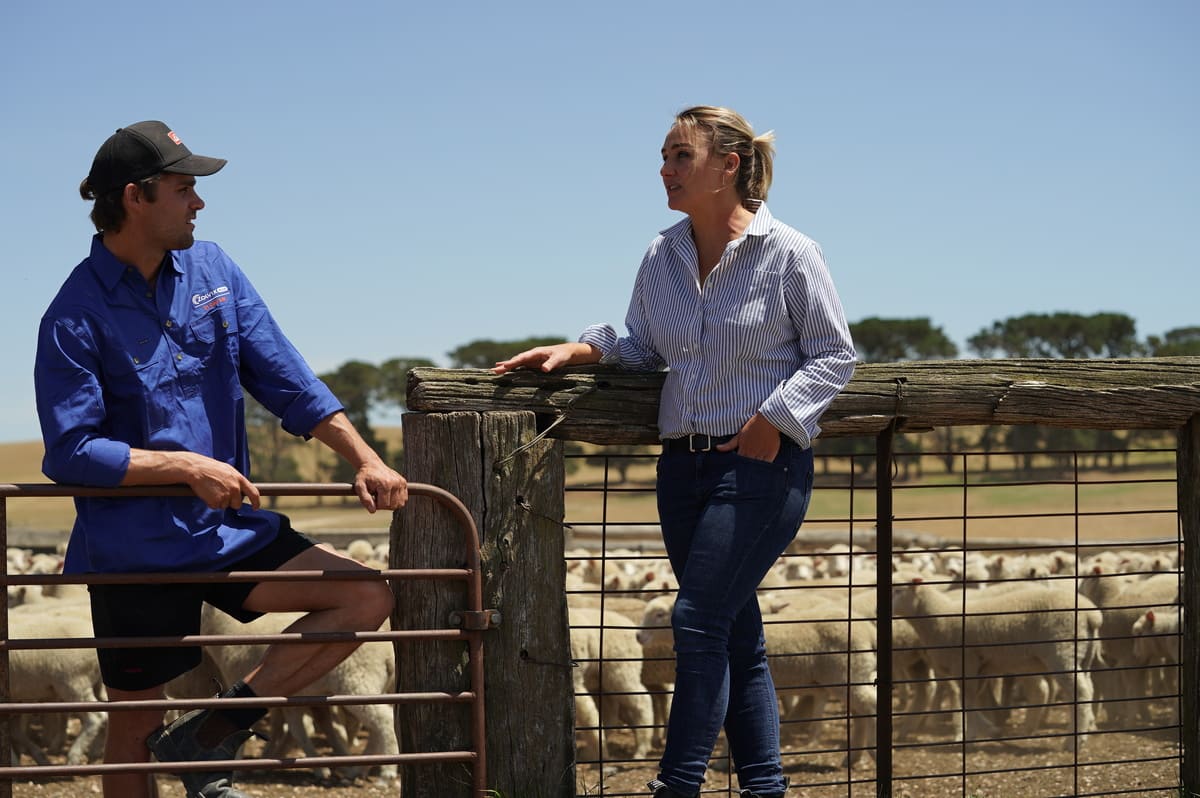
[121,182,141,210]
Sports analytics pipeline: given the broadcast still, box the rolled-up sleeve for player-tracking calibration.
[758,243,857,447]
[231,269,342,437]
[35,316,131,486]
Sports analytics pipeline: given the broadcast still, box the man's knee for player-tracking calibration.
[347,580,394,628]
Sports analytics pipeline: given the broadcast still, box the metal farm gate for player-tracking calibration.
[0,482,489,796]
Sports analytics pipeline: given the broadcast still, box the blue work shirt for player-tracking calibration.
[35,235,343,574]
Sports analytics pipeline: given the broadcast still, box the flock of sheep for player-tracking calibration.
[566,538,1183,766]
[3,535,1185,781]
[3,539,398,783]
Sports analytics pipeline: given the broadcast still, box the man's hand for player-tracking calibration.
[310,412,408,514]
[354,460,408,513]
[123,449,260,510]
[183,453,262,510]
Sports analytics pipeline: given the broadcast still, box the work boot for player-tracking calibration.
[146,708,255,798]
[647,779,698,797]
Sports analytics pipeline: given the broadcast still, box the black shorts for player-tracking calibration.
[88,515,317,692]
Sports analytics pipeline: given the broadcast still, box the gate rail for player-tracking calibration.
[0,481,487,795]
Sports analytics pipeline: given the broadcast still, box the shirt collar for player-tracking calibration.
[87,234,186,292]
[660,201,777,242]
[742,200,775,237]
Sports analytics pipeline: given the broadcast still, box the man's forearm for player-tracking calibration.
[121,449,200,486]
[310,412,384,470]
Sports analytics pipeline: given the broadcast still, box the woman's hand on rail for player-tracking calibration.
[491,342,601,375]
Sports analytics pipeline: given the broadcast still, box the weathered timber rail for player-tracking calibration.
[407,356,1200,444]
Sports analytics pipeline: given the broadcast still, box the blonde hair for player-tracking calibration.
[674,105,775,205]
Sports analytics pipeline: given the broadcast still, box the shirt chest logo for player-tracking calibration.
[192,285,230,312]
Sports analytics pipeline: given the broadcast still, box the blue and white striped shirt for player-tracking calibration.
[579,203,855,449]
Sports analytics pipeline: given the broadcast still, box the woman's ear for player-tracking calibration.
[725,152,741,175]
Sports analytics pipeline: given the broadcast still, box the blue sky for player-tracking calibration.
[1,1,1196,444]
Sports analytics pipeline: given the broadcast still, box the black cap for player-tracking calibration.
[85,121,226,196]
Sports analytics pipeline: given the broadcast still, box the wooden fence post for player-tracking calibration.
[394,410,574,796]
[1181,415,1200,795]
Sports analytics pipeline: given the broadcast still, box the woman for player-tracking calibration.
[493,106,856,798]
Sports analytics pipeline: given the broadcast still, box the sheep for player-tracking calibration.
[835,589,939,739]
[1078,567,1179,726]
[1131,606,1182,717]
[637,593,877,767]
[6,609,107,766]
[892,577,1100,749]
[343,539,376,564]
[635,595,676,749]
[1132,606,1182,667]
[199,605,399,783]
[569,606,653,761]
[763,602,878,766]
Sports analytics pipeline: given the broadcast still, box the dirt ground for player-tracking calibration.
[576,700,1183,798]
[9,702,1182,798]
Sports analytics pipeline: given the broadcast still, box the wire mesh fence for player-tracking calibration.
[564,433,1183,798]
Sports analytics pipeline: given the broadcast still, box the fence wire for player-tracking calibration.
[564,436,1183,798]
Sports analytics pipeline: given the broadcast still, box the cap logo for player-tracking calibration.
[167,131,182,146]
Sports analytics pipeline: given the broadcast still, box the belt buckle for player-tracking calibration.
[688,433,713,453]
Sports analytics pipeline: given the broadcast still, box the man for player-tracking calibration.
[34,120,407,798]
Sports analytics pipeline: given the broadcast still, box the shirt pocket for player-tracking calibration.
[187,307,241,395]
[190,306,239,347]
[100,342,170,435]
[723,266,785,352]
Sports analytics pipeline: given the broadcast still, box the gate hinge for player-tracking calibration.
[449,609,502,630]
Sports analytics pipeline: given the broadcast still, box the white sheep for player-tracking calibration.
[1130,605,1182,718]
[764,602,878,766]
[199,605,399,783]
[7,609,107,766]
[343,539,376,564]
[1078,567,1179,726]
[893,577,1100,749]
[637,593,877,767]
[569,606,653,761]
[635,595,676,749]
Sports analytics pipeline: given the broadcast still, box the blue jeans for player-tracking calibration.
[654,440,814,796]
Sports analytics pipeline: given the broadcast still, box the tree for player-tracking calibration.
[375,357,436,414]
[968,312,1140,473]
[448,337,567,369]
[967,312,1140,359]
[243,396,302,508]
[847,317,959,473]
[849,317,957,362]
[319,360,387,494]
[1146,326,1200,356]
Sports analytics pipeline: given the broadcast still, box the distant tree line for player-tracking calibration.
[824,313,1198,477]
[246,315,1198,488]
